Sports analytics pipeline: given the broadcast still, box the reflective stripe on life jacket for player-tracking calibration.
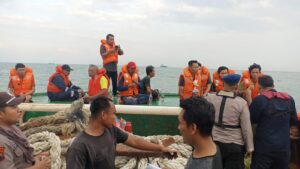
[47,66,71,93]
[241,70,262,99]
[100,39,118,65]
[212,69,236,93]
[88,68,110,97]
[9,67,34,96]
[180,67,202,100]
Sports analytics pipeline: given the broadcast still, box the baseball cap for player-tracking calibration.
[61,64,74,72]
[0,92,24,108]
[127,62,136,69]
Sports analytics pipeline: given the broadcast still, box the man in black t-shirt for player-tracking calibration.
[66,96,175,169]
[139,65,159,100]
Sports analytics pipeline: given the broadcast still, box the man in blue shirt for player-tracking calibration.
[250,75,299,169]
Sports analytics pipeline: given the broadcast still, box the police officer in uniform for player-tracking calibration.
[205,74,254,169]
[0,92,49,169]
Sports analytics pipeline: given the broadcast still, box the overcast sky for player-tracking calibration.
[0,0,300,71]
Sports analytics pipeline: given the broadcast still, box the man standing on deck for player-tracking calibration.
[0,92,50,169]
[100,34,124,96]
[250,75,299,169]
[198,62,212,96]
[205,74,254,169]
[66,96,176,169]
[178,60,202,102]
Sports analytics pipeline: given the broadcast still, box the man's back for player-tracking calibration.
[250,91,298,153]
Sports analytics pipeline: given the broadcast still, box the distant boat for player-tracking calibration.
[160,64,167,68]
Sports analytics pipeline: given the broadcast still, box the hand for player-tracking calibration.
[33,156,51,169]
[245,151,253,158]
[160,146,178,159]
[290,126,300,140]
[128,83,136,88]
[24,95,32,103]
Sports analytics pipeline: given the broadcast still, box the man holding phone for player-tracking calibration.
[100,34,124,96]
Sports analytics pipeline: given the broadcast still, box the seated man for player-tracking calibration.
[139,65,159,101]
[211,66,236,93]
[117,62,148,105]
[47,64,83,101]
[8,63,35,103]
[85,65,110,103]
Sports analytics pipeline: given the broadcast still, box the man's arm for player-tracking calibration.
[100,45,117,58]
[117,76,129,91]
[7,78,14,94]
[249,96,265,124]
[52,75,69,92]
[144,77,152,94]
[203,76,212,96]
[240,101,254,153]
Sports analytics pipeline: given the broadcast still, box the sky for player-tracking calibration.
[0,0,300,72]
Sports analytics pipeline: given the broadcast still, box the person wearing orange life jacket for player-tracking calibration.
[8,63,35,103]
[118,62,148,105]
[47,64,83,101]
[211,66,236,93]
[198,62,212,96]
[100,34,124,96]
[239,63,263,105]
[84,65,110,103]
[178,60,202,101]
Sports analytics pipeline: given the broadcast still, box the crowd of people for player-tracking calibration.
[0,34,300,169]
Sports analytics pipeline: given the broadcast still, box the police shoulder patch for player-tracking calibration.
[0,146,5,162]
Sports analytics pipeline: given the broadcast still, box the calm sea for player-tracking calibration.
[1,62,300,110]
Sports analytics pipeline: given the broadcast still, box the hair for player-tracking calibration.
[106,34,114,40]
[15,63,25,70]
[217,66,229,74]
[146,65,154,75]
[258,75,274,88]
[89,64,98,69]
[180,97,215,136]
[248,63,261,73]
[188,60,198,67]
[198,62,202,67]
[90,96,113,119]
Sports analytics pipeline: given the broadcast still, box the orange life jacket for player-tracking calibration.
[47,66,71,93]
[200,66,210,94]
[119,65,139,97]
[180,67,202,100]
[88,68,110,97]
[212,69,236,93]
[297,112,300,121]
[100,39,118,65]
[241,70,262,99]
[9,67,34,96]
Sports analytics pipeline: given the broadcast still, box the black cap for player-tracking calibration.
[61,64,73,72]
[0,92,24,108]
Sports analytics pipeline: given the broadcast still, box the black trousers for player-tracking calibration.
[106,71,118,95]
[250,151,290,169]
[215,141,245,169]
